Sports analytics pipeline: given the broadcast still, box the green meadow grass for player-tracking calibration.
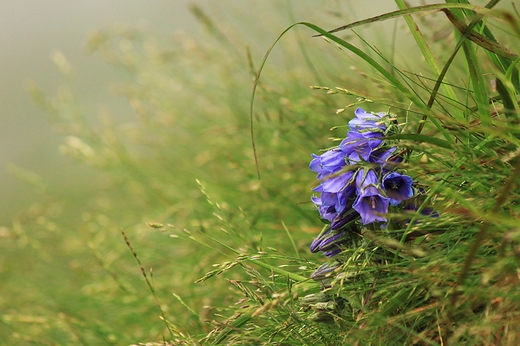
[1,1,520,345]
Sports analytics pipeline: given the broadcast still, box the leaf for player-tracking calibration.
[320,3,501,37]
[386,134,453,149]
[393,0,462,122]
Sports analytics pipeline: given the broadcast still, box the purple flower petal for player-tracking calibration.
[318,231,348,252]
[311,261,340,281]
[311,195,337,222]
[310,228,330,253]
[353,186,389,224]
[312,188,353,222]
[323,248,343,258]
[382,172,414,206]
[330,209,358,230]
[309,154,322,172]
[348,108,387,133]
[370,147,396,164]
[340,131,383,153]
[310,149,346,174]
[341,131,383,163]
[355,169,378,194]
[320,170,355,193]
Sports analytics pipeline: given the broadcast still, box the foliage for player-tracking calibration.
[1,1,520,345]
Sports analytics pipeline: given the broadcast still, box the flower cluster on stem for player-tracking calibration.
[309,108,413,259]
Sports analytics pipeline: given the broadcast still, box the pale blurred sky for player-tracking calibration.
[0,0,196,223]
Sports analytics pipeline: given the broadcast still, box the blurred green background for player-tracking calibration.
[1,0,193,224]
[3,1,516,344]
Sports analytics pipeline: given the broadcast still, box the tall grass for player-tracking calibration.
[1,1,519,345]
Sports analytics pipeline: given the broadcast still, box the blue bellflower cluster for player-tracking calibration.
[309,108,413,258]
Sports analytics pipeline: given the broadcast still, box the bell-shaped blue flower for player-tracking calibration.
[382,172,413,206]
[318,170,355,194]
[340,131,383,163]
[310,149,346,177]
[311,196,338,222]
[348,108,387,133]
[353,186,389,224]
[312,184,356,224]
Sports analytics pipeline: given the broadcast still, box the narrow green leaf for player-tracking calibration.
[394,0,463,121]
[322,2,516,61]
[282,221,300,259]
[386,134,453,149]
[495,77,519,124]
[244,257,310,283]
[451,0,520,92]
[212,308,254,344]
[322,3,500,36]
[443,8,518,61]
[462,39,491,126]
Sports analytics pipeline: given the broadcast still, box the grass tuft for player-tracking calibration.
[2,1,520,345]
